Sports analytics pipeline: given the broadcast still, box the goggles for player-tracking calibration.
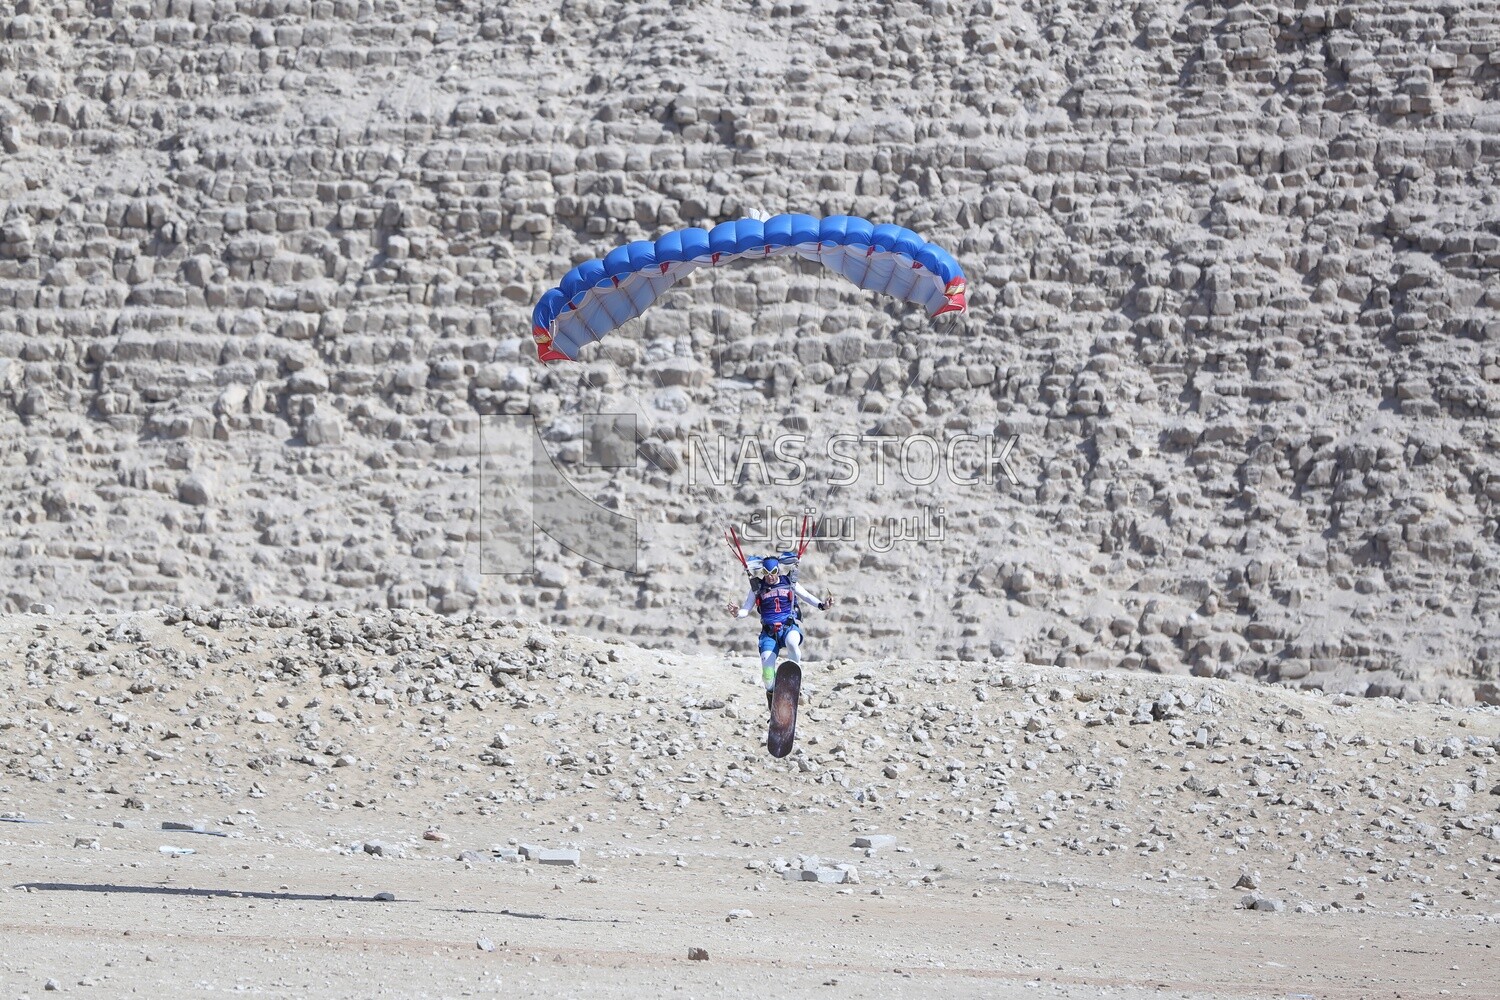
[750,553,797,579]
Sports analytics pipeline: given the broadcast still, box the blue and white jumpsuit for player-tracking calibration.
[736,575,825,692]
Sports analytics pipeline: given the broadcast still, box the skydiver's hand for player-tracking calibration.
[819,594,836,612]
[724,602,739,618]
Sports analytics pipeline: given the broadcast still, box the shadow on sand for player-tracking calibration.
[15,882,403,903]
[441,907,630,924]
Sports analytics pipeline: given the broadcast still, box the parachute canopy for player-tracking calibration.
[530,214,967,362]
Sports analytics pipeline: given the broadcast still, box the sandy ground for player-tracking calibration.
[0,608,1496,999]
[1,841,1491,999]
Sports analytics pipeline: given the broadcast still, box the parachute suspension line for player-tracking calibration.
[776,256,792,361]
[725,525,749,572]
[711,294,721,381]
[796,513,813,558]
[794,255,817,353]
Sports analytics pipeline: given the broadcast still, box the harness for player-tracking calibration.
[762,619,796,641]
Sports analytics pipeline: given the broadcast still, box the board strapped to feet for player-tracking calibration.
[767,660,802,758]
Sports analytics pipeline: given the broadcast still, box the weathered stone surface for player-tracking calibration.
[0,1,1493,702]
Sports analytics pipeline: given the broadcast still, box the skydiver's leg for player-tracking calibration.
[781,626,803,666]
[759,647,777,688]
[758,631,777,712]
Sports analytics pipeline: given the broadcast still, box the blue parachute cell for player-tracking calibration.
[533,288,567,331]
[711,218,766,256]
[763,213,820,248]
[558,258,606,304]
[603,241,656,281]
[821,215,874,249]
[871,223,922,258]
[530,214,967,362]
[655,227,711,266]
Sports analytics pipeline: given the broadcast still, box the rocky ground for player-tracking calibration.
[0,1,1496,701]
[0,608,1496,997]
[2,2,1499,990]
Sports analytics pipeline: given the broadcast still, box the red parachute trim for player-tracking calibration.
[934,293,966,316]
[934,276,968,317]
[532,326,572,363]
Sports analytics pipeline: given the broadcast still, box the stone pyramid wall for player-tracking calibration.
[1,0,1497,700]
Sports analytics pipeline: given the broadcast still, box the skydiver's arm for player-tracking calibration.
[736,589,756,618]
[793,582,824,609]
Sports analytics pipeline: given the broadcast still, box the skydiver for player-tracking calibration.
[724,555,834,713]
